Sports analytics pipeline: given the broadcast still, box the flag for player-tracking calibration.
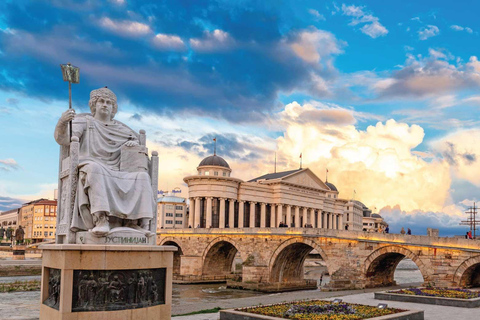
[326,168,329,173]
[300,153,302,158]
[354,189,356,194]
[213,138,216,142]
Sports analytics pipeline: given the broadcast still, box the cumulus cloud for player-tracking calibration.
[418,25,440,40]
[152,33,186,51]
[288,28,344,65]
[189,29,235,52]
[99,17,151,37]
[341,4,388,38]
[0,158,20,172]
[309,9,326,21]
[450,25,473,34]
[374,51,480,98]
[431,129,480,186]
[276,117,451,212]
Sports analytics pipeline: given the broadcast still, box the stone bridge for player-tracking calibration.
[158,228,480,290]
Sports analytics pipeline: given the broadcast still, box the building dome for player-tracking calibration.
[198,155,230,169]
[325,182,338,192]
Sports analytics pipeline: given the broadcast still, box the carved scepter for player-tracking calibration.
[60,63,80,139]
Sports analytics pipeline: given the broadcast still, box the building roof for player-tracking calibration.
[0,208,19,216]
[198,155,230,169]
[248,169,302,182]
[22,198,57,206]
[325,182,338,192]
[157,196,186,204]
[371,213,382,219]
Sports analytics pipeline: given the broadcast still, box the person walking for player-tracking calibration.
[400,227,406,235]
[385,226,389,234]
[407,228,411,235]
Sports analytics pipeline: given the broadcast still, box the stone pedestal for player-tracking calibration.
[12,245,26,260]
[39,244,177,320]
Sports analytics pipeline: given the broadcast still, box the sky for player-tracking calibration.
[1,0,480,236]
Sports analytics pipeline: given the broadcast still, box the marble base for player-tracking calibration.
[12,245,26,260]
[39,244,177,320]
[76,227,156,245]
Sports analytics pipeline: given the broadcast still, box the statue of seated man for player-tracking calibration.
[54,87,155,236]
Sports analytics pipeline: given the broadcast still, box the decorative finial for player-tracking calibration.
[213,137,217,156]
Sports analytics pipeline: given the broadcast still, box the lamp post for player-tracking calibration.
[60,63,80,138]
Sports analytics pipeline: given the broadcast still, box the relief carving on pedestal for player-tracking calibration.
[43,268,61,310]
[72,268,166,312]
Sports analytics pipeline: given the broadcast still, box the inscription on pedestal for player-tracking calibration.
[72,268,166,312]
[43,268,61,310]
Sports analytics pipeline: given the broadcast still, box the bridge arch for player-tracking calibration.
[269,237,329,283]
[454,255,480,287]
[158,238,184,275]
[364,245,429,288]
[202,236,242,277]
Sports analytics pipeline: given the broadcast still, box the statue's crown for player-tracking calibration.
[90,86,117,102]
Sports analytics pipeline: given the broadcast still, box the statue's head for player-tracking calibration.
[89,87,118,120]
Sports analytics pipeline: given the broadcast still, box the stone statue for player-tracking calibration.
[15,225,25,244]
[6,227,12,240]
[0,226,5,239]
[54,87,155,237]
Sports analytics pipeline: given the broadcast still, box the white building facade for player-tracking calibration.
[183,154,370,231]
[157,196,187,230]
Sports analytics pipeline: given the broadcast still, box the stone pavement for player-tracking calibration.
[2,287,480,320]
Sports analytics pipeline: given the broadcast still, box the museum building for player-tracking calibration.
[184,154,366,231]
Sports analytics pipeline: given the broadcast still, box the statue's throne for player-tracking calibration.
[55,114,159,244]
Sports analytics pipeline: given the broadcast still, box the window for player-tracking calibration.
[50,225,54,229]
[49,232,53,236]
[347,214,349,221]
[223,172,226,176]
[175,213,183,217]
[214,171,218,176]
[44,231,48,236]
[45,217,49,221]
[166,205,174,210]
[35,209,38,213]
[175,206,183,210]
[175,221,182,224]
[165,220,173,224]
[205,171,210,175]
[166,213,173,217]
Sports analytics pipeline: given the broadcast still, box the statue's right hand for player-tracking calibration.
[60,109,76,124]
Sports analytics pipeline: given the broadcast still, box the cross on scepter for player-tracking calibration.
[60,63,80,139]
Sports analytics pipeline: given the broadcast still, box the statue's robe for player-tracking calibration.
[55,115,155,232]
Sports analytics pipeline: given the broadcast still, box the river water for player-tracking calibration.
[0,259,423,305]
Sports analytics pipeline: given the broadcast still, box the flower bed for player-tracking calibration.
[222,300,412,320]
[375,287,480,308]
[388,287,480,299]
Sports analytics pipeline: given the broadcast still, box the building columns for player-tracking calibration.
[206,197,213,228]
[249,202,256,228]
[338,214,343,230]
[229,199,235,228]
[286,205,292,227]
[194,197,201,228]
[277,204,283,227]
[310,208,316,227]
[270,204,276,227]
[188,198,195,228]
[302,207,308,227]
[238,201,245,228]
[260,203,266,227]
[294,206,300,228]
[323,212,328,229]
[219,198,226,229]
[329,213,334,230]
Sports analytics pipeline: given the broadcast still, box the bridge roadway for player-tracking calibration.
[158,228,480,290]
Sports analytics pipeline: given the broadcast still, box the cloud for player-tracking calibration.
[0,196,25,212]
[190,29,235,52]
[289,28,344,65]
[308,9,326,21]
[99,17,151,37]
[0,158,20,171]
[276,117,451,212]
[341,4,388,38]
[373,51,480,98]
[380,205,465,236]
[418,25,439,40]
[431,129,480,186]
[450,25,473,34]
[152,33,186,51]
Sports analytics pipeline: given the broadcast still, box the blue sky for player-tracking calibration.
[1,0,480,235]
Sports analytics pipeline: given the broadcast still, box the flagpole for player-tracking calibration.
[274,152,277,173]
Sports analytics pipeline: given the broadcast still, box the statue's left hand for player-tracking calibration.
[124,140,139,147]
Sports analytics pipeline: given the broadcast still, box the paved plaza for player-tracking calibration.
[1,286,480,320]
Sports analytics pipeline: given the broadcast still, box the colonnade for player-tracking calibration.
[188,197,343,230]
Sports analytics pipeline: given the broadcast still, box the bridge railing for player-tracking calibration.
[173,274,233,281]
